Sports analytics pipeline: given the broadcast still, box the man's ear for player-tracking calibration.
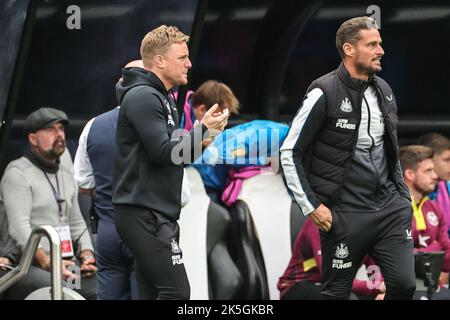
[154,55,165,69]
[28,133,38,147]
[404,169,415,183]
[343,43,354,58]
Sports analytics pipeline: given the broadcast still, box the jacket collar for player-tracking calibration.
[336,62,375,91]
[116,67,169,105]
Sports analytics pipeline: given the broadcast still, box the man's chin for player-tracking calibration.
[356,63,380,76]
[425,187,436,195]
[54,146,66,158]
[371,63,382,73]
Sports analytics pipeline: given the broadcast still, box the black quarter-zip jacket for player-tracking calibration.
[280,63,411,215]
[112,67,207,220]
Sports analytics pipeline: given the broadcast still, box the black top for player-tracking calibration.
[284,63,410,214]
[112,67,207,220]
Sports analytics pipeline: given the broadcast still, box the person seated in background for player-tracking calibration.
[180,80,239,131]
[179,80,240,203]
[417,133,450,236]
[400,145,450,299]
[278,219,386,300]
[181,81,290,207]
[0,107,97,300]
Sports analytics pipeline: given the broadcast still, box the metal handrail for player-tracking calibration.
[0,225,63,300]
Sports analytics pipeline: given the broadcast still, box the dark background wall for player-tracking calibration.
[1,0,449,172]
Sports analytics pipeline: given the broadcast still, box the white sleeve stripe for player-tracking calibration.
[281,151,314,215]
[280,88,323,215]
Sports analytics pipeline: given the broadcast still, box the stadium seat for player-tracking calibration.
[229,172,306,299]
[178,167,242,299]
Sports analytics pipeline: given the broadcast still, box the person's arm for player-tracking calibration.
[0,256,12,269]
[34,248,77,279]
[435,205,450,274]
[0,208,19,265]
[67,179,94,255]
[73,118,95,190]
[279,87,331,229]
[413,205,450,259]
[123,88,227,166]
[79,249,97,276]
[34,248,51,270]
[1,166,34,250]
[1,169,67,270]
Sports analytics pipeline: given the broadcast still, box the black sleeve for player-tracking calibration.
[124,87,208,165]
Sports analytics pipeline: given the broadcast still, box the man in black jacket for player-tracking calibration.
[112,25,228,299]
[280,16,415,299]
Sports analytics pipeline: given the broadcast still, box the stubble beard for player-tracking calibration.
[355,60,381,77]
[415,182,436,197]
[42,139,66,161]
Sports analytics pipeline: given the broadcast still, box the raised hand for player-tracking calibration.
[200,104,229,135]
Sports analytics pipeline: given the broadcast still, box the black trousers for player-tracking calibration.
[320,197,416,300]
[114,204,190,300]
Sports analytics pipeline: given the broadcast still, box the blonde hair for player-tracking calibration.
[192,80,240,114]
[140,25,189,68]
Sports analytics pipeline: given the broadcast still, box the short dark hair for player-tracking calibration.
[336,16,378,59]
[400,145,434,172]
[416,132,450,155]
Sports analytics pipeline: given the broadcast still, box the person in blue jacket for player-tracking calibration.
[180,80,239,203]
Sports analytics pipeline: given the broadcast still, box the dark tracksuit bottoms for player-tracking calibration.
[320,196,416,300]
[114,204,190,300]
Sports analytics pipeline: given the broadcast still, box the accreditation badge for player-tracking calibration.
[55,225,74,258]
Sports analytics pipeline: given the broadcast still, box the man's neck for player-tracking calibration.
[148,67,171,91]
[410,187,424,205]
[343,61,369,81]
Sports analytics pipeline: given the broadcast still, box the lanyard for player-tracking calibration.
[43,172,64,218]
[411,195,427,231]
